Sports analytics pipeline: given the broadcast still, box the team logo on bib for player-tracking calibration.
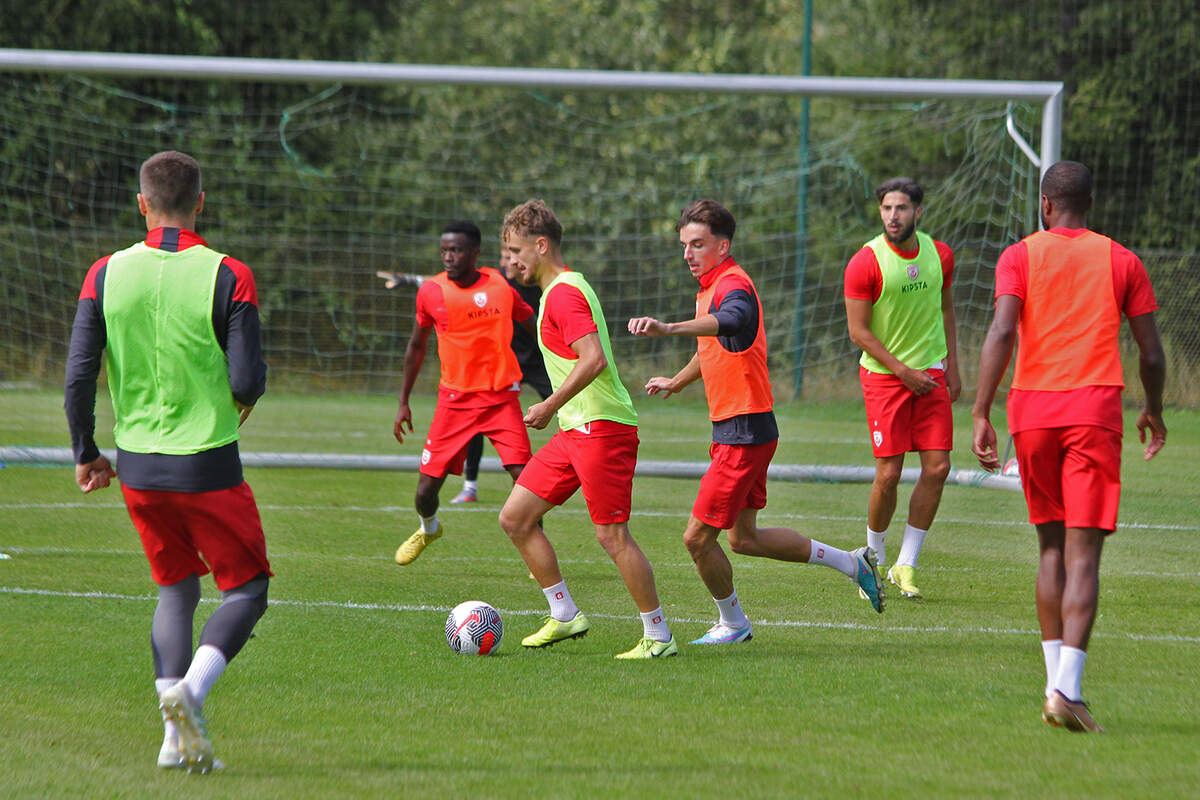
[906,263,920,280]
[473,292,488,308]
[873,430,883,447]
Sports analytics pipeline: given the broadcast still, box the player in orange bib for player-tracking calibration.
[629,199,885,646]
[973,161,1167,733]
[392,220,536,565]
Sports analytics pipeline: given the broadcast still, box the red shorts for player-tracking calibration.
[860,366,953,457]
[516,421,638,524]
[1013,426,1122,531]
[693,440,777,530]
[420,394,532,478]
[121,482,272,591]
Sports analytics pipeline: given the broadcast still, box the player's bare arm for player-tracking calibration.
[524,331,606,430]
[971,294,1020,471]
[645,353,702,399]
[394,323,432,443]
[845,297,937,395]
[1128,311,1167,460]
[941,282,962,402]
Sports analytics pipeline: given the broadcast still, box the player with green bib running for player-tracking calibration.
[497,199,677,659]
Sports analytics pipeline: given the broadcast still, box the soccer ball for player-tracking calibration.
[445,601,503,655]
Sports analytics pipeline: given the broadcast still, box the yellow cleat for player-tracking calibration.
[615,635,679,659]
[395,527,442,565]
[521,612,590,647]
[1043,690,1105,733]
[887,564,923,599]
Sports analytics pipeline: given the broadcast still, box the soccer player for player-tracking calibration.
[498,199,677,659]
[973,161,1166,733]
[392,221,536,565]
[628,199,885,646]
[64,151,271,773]
[843,177,960,600]
[451,245,553,504]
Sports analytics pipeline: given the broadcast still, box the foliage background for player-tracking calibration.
[1,0,1196,402]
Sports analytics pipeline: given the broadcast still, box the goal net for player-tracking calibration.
[0,71,1037,401]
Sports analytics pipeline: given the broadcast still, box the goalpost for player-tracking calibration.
[0,49,1061,488]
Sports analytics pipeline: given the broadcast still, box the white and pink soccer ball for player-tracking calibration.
[445,601,503,655]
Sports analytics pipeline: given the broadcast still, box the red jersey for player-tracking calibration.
[415,266,532,399]
[995,227,1157,433]
[844,237,955,303]
[538,279,598,359]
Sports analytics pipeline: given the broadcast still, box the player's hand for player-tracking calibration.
[644,376,675,398]
[75,455,116,493]
[237,402,254,427]
[524,400,555,430]
[971,417,1000,472]
[946,369,962,403]
[899,366,937,395]
[376,270,401,290]
[393,402,414,443]
[1136,410,1166,460]
[627,317,669,337]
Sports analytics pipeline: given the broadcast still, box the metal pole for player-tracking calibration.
[793,0,813,396]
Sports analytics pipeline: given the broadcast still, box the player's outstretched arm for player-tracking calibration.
[628,315,719,338]
[1129,311,1167,460]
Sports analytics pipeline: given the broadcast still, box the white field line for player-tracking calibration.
[2,545,1197,580]
[4,500,1198,533]
[3,585,1197,645]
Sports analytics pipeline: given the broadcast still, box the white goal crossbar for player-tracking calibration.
[0,48,1063,176]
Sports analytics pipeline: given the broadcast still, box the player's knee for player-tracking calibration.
[875,463,903,488]
[224,573,269,621]
[925,458,952,483]
[682,524,715,557]
[726,529,756,555]
[498,507,528,540]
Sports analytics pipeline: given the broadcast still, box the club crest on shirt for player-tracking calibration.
[473,292,488,308]
[907,263,920,280]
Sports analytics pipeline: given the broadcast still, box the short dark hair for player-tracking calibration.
[502,199,563,248]
[875,177,924,206]
[442,220,482,248]
[1041,161,1093,214]
[676,199,736,240]
[139,151,202,216]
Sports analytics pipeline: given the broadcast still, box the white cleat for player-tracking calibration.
[159,684,216,774]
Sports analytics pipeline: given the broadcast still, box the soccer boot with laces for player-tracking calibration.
[615,635,679,659]
[158,732,225,771]
[1043,690,1106,733]
[851,546,886,613]
[395,526,443,565]
[158,683,216,774]
[689,621,753,645]
[887,564,923,599]
[521,612,590,647]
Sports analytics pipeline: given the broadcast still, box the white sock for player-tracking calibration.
[542,580,579,622]
[156,678,180,738]
[1055,646,1087,702]
[462,479,478,494]
[808,540,857,578]
[639,607,671,642]
[714,591,750,628]
[420,514,439,535]
[183,644,227,710]
[896,523,928,568]
[1041,639,1062,699]
[867,527,887,568]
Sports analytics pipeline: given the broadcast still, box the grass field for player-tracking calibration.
[2,388,1198,798]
